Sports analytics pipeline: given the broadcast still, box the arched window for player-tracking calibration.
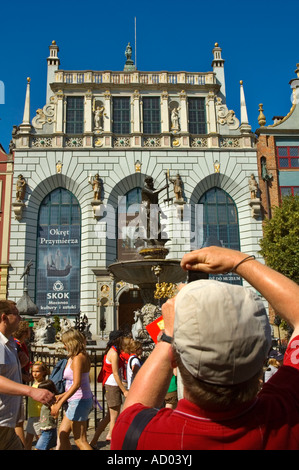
[117,187,142,261]
[199,187,241,284]
[35,188,81,315]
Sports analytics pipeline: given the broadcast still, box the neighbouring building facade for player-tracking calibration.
[0,144,13,299]
[8,41,264,339]
[256,64,299,218]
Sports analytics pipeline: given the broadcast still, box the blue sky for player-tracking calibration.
[0,0,298,152]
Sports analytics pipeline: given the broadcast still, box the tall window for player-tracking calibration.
[113,97,130,134]
[66,97,84,134]
[36,188,81,315]
[199,187,241,284]
[143,97,161,134]
[188,97,206,134]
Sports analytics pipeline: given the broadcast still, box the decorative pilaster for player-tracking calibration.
[103,90,112,133]
[84,90,93,134]
[207,91,217,134]
[161,91,169,133]
[179,90,188,133]
[132,90,141,133]
[55,90,64,135]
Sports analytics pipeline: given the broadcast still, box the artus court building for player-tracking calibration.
[8,41,263,338]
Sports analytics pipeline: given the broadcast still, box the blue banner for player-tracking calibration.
[36,225,81,315]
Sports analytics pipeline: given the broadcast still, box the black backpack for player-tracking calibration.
[49,358,67,394]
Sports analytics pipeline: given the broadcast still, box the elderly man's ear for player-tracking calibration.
[168,346,177,369]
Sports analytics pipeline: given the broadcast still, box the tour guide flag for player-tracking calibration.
[146,316,165,343]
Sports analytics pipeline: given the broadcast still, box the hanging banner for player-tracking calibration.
[36,225,81,315]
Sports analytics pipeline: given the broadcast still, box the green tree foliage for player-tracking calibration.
[259,195,299,284]
[259,195,299,337]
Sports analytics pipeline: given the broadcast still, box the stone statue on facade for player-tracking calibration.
[170,106,180,131]
[168,172,184,202]
[248,174,258,199]
[94,105,105,130]
[89,173,102,201]
[16,174,26,202]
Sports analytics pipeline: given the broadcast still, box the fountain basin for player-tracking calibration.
[108,258,187,288]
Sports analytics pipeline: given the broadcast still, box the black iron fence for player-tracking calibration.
[30,346,106,429]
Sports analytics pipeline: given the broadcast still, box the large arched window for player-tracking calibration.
[199,187,241,284]
[117,187,142,261]
[35,188,81,315]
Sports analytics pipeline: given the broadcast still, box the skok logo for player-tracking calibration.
[0,81,4,105]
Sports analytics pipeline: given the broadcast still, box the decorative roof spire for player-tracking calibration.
[240,80,251,133]
[47,41,60,103]
[212,42,226,103]
[19,78,32,134]
[22,78,31,125]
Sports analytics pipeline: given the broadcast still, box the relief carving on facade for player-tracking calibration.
[32,102,55,130]
[216,97,239,130]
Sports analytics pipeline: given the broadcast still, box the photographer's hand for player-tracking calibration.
[181,246,246,274]
[182,246,299,341]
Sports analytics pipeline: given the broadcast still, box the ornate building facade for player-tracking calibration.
[256,65,299,218]
[8,41,264,338]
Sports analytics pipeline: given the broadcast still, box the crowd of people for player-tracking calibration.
[1,246,299,450]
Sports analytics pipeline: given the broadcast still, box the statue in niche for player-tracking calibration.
[171,106,180,131]
[16,174,26,202]
[168,172,184,202]
[94,105,105,130]
[89,173,102,201]
[248,174,258,199]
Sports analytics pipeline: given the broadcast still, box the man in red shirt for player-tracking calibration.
[111,247,299,450]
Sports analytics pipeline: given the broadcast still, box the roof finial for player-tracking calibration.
[258,103,266,127]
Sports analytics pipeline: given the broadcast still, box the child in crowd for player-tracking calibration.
[25,361,50,450]
[35,380,58,450]
[126,340,142,390]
